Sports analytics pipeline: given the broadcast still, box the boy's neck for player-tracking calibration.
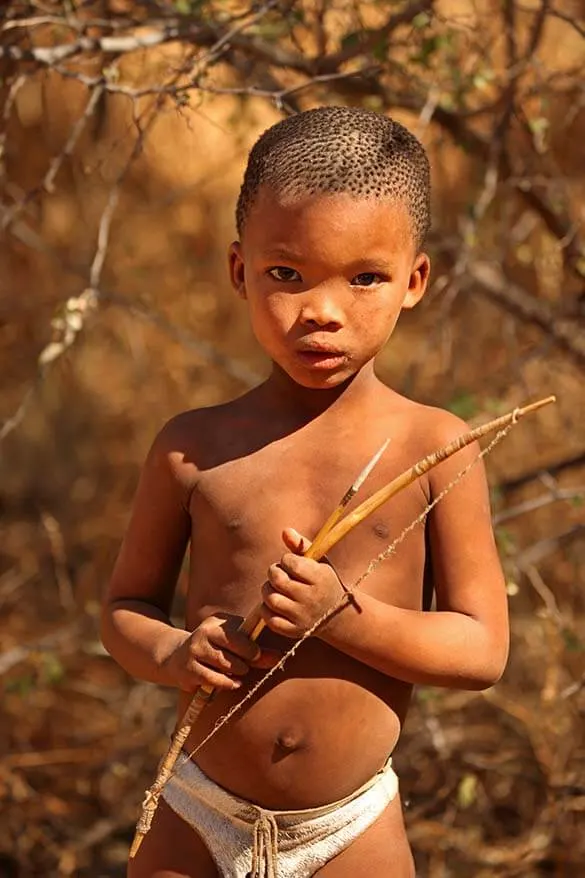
[261,361,383,422]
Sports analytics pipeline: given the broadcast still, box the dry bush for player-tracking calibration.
[0,2,584,875]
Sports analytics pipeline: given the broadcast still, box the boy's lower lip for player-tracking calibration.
[297,350,347,368]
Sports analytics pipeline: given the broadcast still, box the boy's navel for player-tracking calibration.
[274,727,307,753]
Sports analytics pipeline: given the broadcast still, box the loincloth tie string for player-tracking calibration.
[250,810,279,878]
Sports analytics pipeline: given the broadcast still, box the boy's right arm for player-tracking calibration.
[101,419,266,693]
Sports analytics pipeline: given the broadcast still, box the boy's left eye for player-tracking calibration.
[268,266,301,282]
[351,273,384,287]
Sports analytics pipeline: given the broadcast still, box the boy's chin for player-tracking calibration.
[277,364,357,391]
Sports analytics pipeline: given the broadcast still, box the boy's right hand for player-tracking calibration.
[161,614,280,693]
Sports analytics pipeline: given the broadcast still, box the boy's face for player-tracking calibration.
[229,187,430,390]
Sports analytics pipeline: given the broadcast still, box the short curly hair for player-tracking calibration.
[236,105,431,249]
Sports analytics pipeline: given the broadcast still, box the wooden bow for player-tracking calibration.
[130,394,555,857]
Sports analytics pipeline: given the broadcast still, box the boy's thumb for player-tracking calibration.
[282,527,311,555]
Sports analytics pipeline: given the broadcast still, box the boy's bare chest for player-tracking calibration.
[187,426,430,615]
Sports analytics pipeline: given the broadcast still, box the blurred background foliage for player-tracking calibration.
[0,0,584,875]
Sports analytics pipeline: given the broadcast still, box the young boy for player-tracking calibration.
[101,106,509,878]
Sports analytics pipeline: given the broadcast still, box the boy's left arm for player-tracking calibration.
[261,414,510,690]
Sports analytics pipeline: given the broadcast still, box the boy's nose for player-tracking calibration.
[299,289,344,330]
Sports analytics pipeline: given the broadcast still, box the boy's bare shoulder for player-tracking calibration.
[145,396,249,489]
[416,402,472,445]
[389,392,472,451]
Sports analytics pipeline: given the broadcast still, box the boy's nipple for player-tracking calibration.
[373,520,389,540]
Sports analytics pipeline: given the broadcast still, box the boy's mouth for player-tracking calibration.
[296,343,347,369]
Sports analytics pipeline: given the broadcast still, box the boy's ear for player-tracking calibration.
[228,241,247,299]
[402,252,431,310]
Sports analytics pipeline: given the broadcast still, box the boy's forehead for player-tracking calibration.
[243,185,415,253]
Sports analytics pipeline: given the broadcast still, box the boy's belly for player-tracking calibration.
[179,639,410,810]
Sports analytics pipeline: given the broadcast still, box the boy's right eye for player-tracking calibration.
[267,266,301,282]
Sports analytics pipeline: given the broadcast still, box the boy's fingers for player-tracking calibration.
[279,552,318,582]
[212,624,261,662]
[260,606,299,639]
[268,563,292,589]
[282,527,311,555]
[262,576,306,603]
[187,662,241,692]
[261,586,299,622]
[207,646,249,676]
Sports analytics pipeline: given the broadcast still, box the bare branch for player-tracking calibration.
[40,510,75,611]
[516,3,585,40]
[101,290,262,388]
[0,622,81,676]
[0,386,36,444]
[468,261,585,367]
[499,452,585,494]
[520,563,563,626]
[560,672,585,699]
[89,186,119,290]
[44,84,105,195]
[316,0,435,73]
[0,5,313,74]
[196,68,378,105]
[494,487,585,525]
[514,524,585,566]
[524,0,550,59]
[0,27,188,64]
[2,84,105,231]
[0,74,27,173]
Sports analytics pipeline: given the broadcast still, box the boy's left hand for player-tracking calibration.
[260,527,344,638]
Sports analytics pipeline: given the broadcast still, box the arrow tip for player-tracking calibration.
[353,438,390,492]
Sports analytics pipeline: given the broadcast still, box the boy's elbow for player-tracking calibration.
[466,641,509,690]
[466,663,505,691]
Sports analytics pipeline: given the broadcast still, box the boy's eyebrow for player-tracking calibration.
[263,247,306,263]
